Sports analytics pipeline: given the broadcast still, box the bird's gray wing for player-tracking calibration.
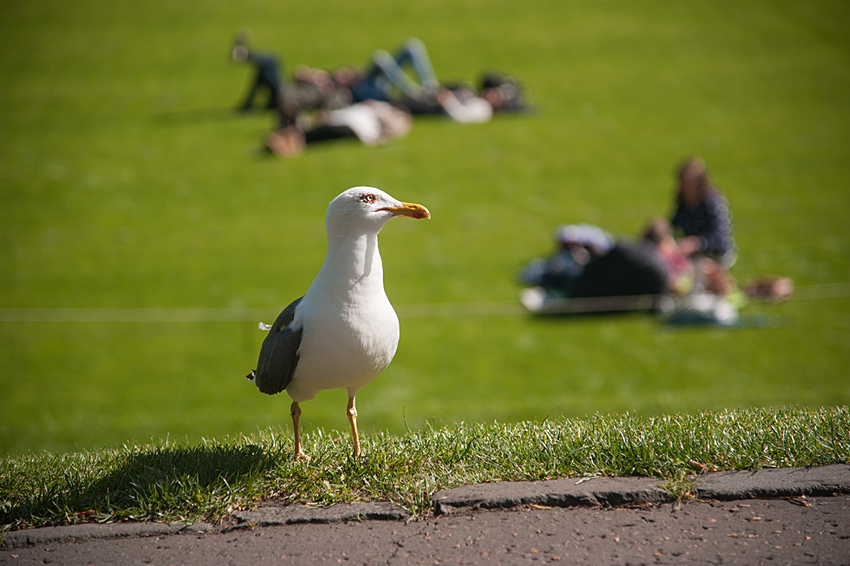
[252,297,303,395]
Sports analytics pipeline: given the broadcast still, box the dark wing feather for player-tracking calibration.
[253,297,303,395]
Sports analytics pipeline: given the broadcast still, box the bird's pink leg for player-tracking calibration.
[347,396,361,458]
[291,401,308,460]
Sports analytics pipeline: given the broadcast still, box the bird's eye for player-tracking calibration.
[360,193,377,204]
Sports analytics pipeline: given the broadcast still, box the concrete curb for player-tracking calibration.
[232,501,410,527]
[432,464,850,516]
[4,464,849,549]
[696,464,850,500]
[432,476,669,515]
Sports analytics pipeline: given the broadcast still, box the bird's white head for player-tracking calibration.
[326,187,430,236]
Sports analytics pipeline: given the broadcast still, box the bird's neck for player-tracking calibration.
[314,231,385,299]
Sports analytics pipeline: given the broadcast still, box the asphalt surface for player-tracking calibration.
[2,464,849,565]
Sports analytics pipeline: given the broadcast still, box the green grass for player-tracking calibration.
[1,0,850,456]
[2,407,848,530]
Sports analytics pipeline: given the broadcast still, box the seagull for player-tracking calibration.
[247,187,430,458]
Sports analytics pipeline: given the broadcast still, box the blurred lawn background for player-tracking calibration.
[1,0,848,456]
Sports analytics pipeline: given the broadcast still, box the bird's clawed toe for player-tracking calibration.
[295,450,311,461]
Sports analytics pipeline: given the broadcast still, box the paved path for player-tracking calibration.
[3,464,849,565]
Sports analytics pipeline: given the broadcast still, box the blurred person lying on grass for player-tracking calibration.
[233,36,439,113]
[291,37,528,122]
[260,38,528,156]
[264,99,413,157]
[519,218,791,324]
[234,34,529,126]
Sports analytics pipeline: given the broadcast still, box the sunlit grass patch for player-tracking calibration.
[2,406,847,531]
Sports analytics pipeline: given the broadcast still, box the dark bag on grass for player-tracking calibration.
[573,241,668,298]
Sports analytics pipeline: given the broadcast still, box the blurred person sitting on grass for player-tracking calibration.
[231,31,284,111]
[641,216,792,323]
[669,157,738,267]
[641,217,733,298]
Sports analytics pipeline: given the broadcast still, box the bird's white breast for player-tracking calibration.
[286,293,400,402]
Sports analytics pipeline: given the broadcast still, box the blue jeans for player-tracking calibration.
[351,38,439,102]
[241,52,283,109]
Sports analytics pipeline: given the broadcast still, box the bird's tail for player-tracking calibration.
[246,370,257,384]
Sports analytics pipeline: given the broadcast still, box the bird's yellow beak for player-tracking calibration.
[381,202,431,220]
